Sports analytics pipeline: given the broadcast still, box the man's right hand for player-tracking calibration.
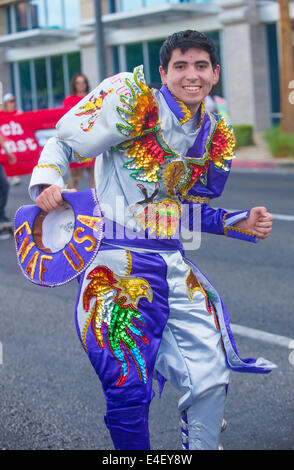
[36,185,76,212]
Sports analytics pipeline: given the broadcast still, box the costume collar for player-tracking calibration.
[159,84,205,128]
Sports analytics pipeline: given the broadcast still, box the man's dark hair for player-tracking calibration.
[159,30,219,72]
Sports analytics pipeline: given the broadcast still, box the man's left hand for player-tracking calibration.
[233,206,273,239]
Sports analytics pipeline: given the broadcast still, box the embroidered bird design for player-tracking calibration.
[186,268,220,331]
[82,265,153,386]
[76,88,113,132]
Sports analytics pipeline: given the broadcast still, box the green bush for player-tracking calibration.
[233,124,254,148]
[263,126,294,158]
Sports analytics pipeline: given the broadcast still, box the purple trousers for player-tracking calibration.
[75,247,170,449]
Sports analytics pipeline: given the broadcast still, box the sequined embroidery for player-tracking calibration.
[113,66,177,183]
[174,96,192,125]
[186,268,220,332]
[196,100,206,129]
[175,97,205,129]
[82,264,153,386]
[164,116,235,198]
[115,68,234,203]
[179,194,210,204]
[133,198,182,238]
[160,85,205,129]
[209,118,235,171]
[73,151,93,163]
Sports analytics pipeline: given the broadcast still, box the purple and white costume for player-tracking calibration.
[17,66,276,450]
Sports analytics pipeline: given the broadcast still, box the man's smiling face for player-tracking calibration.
[159,47,220,117]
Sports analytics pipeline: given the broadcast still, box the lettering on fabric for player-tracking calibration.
[14,215,101,285]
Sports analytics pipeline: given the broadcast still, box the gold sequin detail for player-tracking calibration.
[196,100,205,129]
[115,67,176,183]
[74,151,93,163]
[134,198,182,238]
[174,98,205,128]
[180,194,210,204]
[163,161,186,197]
[210,119,235,170]
[186,268,221,332]
[125,250,132,277]
[186,268,206,302]
[222,213,255,237]
[127,82,156,136]
[174,97,192,125]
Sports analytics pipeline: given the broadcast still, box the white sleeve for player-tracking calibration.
[29,65,148,200]
[29,137,72,200]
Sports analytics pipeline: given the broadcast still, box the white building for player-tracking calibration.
[0,0,292,130]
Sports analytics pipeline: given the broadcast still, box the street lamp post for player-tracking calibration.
[93,0,107,83]
[278,0,294,133]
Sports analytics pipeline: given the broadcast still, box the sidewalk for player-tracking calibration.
[232,132,294,170]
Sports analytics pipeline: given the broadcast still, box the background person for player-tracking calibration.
[0,93,20,116]
[0,93,21,186]
[0,133,16,239]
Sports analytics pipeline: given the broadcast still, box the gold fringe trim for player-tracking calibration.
[181,195,210,204]
[223,213,255,237]
[125,250,132,277]
[81,305,95,352]
[35,164,62,177]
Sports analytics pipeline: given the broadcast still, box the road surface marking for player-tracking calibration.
[271,213,294,222]
[231,323,294,349]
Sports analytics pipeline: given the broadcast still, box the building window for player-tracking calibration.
[126,43,144,73]
[64,0,81,30]
[30,0,47,29]
[5,6,12,34]
[19,60,32,111]
[205,31,223,97]
[68,52,82,83]
[47,0,63,29]
[112,46,120,75]
[5,0,80,34]
[148,39,164,87]
[15,2,30,32]
[113,0,213,13]
[35,58,48,109]
[108,0,116,13]
[13,52,81,111]
[51,55,65,107]
[266,23,280,125]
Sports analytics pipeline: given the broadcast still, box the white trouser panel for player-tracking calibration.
[154,251,229,449]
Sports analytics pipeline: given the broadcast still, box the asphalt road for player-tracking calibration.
[0,168,293,452]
